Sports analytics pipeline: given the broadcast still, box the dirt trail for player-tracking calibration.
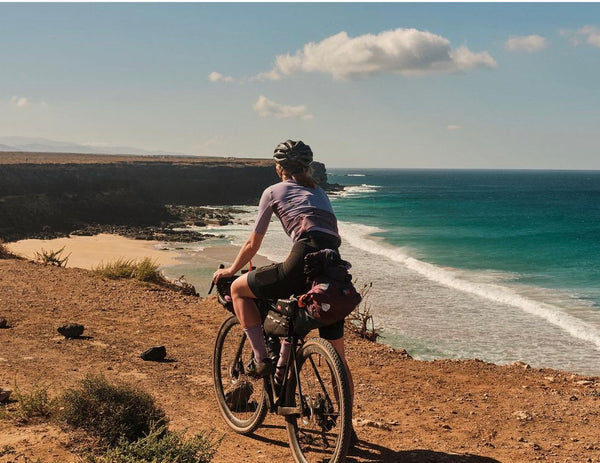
[1,259,599,462]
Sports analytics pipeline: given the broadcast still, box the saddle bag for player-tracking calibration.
[299,249,362,324]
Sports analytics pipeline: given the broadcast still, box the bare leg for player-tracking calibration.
[230,273,269,365]
[230,273,260,328]
[328,337,354,402]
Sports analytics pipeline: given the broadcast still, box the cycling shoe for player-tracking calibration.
[246,358,274,379]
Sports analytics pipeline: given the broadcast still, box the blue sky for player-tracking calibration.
[1,3,599,169]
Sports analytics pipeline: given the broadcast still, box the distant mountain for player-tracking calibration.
[0,136,193,157]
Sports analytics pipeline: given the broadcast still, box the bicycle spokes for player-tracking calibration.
[286,338,351,463]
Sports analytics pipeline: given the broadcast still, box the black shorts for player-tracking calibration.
[247,232,345,340]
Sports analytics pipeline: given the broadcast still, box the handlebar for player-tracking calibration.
[208,264,225,295]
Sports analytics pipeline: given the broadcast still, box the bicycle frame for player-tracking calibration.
[210,276,335,422]
[210,268,352,463]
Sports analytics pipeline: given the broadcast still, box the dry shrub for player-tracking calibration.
[92,258,137,279]
[132,258,164,284]
[93,258,197,295]
[35,246,70,267]
[1,383,55,423]
[93,257,165,284]
[0,241,19,260]
[171,275,198,296]
[82,424,221,463]
[346,282,381,342]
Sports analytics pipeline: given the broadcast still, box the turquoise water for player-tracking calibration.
[329,169,600,307]
[162,169,600,375]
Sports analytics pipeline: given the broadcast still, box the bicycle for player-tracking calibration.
[209,266,352,463]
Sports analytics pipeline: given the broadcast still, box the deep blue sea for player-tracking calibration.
[163,169,600,375]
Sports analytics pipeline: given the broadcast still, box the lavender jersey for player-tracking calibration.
[254,180,339,242]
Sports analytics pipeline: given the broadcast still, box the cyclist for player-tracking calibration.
[212,139,355,431]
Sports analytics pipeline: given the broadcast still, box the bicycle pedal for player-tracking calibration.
[277,406,301,416]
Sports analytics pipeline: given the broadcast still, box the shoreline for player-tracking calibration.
[9,228,600,377]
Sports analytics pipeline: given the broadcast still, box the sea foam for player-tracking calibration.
[338,221,600,351]
[335,184,380,198]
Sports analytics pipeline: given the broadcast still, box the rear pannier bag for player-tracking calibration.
[299,249,362,324]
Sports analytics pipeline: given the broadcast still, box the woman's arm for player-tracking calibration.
[212,231,265,281]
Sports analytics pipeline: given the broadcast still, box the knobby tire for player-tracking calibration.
[212,315,268,434]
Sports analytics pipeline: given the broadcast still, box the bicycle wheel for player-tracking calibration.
[285,337,352,463]
[213,315,268,434]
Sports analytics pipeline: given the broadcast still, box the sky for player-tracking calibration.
[1,2,600,169]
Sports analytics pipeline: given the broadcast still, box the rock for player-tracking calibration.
[0,388,11,402]
[57,323,85,338]
[353,418,392,431]
[513,410,533,421]
[512,361,530,369]
[0,318,7,328]
[140,346,167,361]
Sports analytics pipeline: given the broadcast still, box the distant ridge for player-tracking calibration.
[0,136,194,157]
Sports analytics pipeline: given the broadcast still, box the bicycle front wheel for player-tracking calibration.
[285,337,352,463]
[213,315,268,434]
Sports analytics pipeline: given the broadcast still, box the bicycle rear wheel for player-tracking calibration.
[213,315,268,434]
[285,337,352,463]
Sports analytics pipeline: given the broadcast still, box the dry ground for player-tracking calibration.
[1,259,599,463]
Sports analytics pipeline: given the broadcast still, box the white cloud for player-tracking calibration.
[504,35,548,53]
[251,69,282,82]
[447,125,462,131]
[258,28,496,81]
[208,71,234,83]
[560,26,600,48]
[253,95,313,121]
[10,96,29,107]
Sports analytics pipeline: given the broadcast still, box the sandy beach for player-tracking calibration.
[6,233,182,270]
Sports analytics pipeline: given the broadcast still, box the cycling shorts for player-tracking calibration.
[247,231,344,341]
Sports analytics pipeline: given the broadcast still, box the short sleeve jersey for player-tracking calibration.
[254,180,339,242]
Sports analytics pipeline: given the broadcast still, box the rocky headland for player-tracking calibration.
[0,152,339,242]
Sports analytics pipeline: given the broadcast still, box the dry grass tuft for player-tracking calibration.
[35,246,70,267]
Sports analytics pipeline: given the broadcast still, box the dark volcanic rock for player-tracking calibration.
[0,388,12,403]
[0,318,7,329]
[140,346,167,362]
[57,323,85,338]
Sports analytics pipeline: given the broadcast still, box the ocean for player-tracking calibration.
[162,169,600,376]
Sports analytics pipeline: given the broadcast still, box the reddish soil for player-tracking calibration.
[1,258,599,463]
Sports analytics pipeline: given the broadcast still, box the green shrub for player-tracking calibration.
[59,375,167,446]
[83,424,221,463]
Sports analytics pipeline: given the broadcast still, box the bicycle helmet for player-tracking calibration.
[273,140,313,168]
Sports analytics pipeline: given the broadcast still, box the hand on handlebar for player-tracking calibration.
[212,266,235,284]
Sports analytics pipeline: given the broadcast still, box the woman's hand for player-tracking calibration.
[212,267,235,283]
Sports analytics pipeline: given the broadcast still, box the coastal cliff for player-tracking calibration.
[0,153,335,241]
